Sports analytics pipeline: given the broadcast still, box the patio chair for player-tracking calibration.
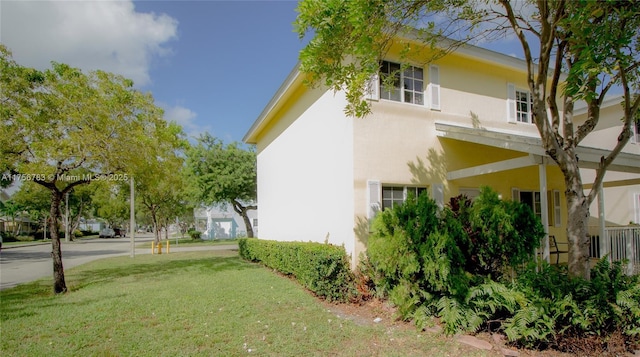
[549,235,569,264]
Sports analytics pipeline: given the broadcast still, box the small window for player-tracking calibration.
[633,121,640,144]
[516,90,533,123]
[459,188,481,201]
[380,61,424,105]
[382,186,404,210]
[519,190,542,220]
[382,186,427,210]
[252,218,258,227]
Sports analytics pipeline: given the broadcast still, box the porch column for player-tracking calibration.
[597,179,609,262]
[538,157,550,263]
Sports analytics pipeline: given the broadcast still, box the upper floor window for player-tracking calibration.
[507,83,533,124]
[633,121,640,144]
[379,61,424,105]
[516,90,533,123]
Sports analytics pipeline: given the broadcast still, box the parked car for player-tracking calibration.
[99,228,115,238]
[113,227,126,237]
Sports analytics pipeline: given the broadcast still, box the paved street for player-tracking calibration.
[0,234,238,290]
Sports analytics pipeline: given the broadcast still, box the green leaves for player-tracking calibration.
[185,133,256,207]
[1,45,186,291]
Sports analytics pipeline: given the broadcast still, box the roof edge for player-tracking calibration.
[243,62,302,144]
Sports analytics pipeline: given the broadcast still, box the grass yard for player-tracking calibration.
[139,237,239,249]
[0,250,495,357]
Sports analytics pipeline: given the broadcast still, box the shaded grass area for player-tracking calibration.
[1,251,492,357]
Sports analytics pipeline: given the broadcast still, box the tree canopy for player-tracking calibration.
[295,0,640,279]
[185,133,257,237]
[0,45,185,293]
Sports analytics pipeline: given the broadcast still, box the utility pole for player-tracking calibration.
[130,176,135,258]
[65,191,70,242]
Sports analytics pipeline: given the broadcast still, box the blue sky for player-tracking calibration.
[1,0,307,143]
[0,0,524,143]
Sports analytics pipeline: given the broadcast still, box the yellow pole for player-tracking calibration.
[157,241,162,254]
[151,241,155,255]
[166,240,170,254]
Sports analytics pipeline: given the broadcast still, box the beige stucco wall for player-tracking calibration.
[576,100,640,155]
[576,101,640,229]
[351,50,570,263]
[251,42,638,269]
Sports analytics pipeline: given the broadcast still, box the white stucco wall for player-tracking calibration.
[256,87,355,257]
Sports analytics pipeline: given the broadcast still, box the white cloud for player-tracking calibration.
[160,103,210,141]
[0,0,177,86]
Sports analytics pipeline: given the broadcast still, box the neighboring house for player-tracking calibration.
[194,205,258,239]
[78,219,107,233]
[243,37,640,270]
[0,188,38,237]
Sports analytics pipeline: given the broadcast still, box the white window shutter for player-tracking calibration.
[365,73,380,101]
[507,83,516,123]
[429,65,440,110]
[367,180,381,220]
[511,187,520,202]
[432,183,444,209]
[553,190,562,227]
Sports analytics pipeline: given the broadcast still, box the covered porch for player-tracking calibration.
[435,122,640,274]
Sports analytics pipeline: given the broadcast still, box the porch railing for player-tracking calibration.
[590,226,640,275]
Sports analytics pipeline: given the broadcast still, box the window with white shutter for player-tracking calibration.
[379,60,424,105]
[367,180,381,220]
[553,190,561,227]
[507,83,516,123]
[365,73,380,101]
[428,65,440,110]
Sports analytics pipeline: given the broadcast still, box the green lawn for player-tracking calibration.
[1,250,493,357]
[151,237,238,247]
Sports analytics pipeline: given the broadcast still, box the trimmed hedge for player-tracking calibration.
[238,238,355,302]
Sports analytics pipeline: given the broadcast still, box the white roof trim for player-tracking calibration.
[573,95,623,116]
[243,63,302,143]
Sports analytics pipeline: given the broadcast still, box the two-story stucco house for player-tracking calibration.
[243,38,640,270]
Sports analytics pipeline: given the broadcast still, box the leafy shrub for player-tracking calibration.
[16,235,35,242]
[238,238,355,302]
[73,229,83,238]
[364,187,542,328]
[187,229,201,240]
[502,259,640,352]
[448,187,544,279]
[1,231,17,242]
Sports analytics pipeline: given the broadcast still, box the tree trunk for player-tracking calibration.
[151,209,160,244]
[240,212,254,238]
[231,200,256,238]
[564,173,591,280]
[49,190,67,294]
[163,219,169,240]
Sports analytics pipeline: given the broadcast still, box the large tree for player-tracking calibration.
[294,0,640,279]
[12,181,57,239]
[135,151,187,244]
[185,134,257,238]
[92,180,130,228]
[0,46,180,293]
